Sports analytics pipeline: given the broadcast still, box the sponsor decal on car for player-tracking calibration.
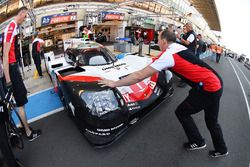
[85,129,111,136]
[127,102,138,107]
[85,123,124,136]
[154,86,162,96]
[121,73,158,103]
[128,106,141,111]
[102,63,126,71]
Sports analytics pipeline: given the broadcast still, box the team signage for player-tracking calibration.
[41,12,77,26]
[144,18,154,25]
[102,12,124,20]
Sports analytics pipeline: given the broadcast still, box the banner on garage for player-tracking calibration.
[41,12,77,26]
[102,12,125,21]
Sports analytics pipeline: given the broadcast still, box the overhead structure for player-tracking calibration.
[104,0,221,31]
[189,0,221,31]
[0,0,221,31]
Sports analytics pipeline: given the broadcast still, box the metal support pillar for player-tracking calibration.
[138,38,143,57]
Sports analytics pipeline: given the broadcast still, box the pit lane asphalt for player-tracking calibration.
[3,56,250,167]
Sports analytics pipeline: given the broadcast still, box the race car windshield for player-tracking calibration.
[82,48,114,66]
[65,47,117,66]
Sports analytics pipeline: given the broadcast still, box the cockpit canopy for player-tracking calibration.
[65,46,117,66]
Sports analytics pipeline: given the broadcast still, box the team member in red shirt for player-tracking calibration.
[32,34,44,77]
[99,29,228,158]
[3,7,41,141]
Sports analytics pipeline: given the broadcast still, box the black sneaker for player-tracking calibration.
[18,126,32,135]
[27,129,42,142]
[183,142,206,150]
[209,150,229,158]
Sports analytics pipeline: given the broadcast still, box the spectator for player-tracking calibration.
[210,43,217,62]
[176,25,188,88]
[154,30,159,44]
[175,26,184,44]
[135,29,141,44]
[168,24,175,32]
[32,34,44,78]
[224,49,227,57]
[196,34,206,59]
[82,26,92,39]
[99,29,228,158]
[2,7,42,141]
[216,44,223,63]
[130,31,136,45]
[177,23,197,54]
[143,31,148,44]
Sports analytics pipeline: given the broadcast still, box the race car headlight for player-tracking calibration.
[80,90,121,117]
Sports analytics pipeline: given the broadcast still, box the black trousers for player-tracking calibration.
[0,121,18,167]
[32,54,42,76]
[175,88,227,152]
[216,53,221,63]
[9,64,28,107]
[0,77,7,100]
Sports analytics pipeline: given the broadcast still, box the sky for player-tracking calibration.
[215,0,250,58]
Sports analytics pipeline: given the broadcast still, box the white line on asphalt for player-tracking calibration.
[27,107,64,124]
[232,60,250,86]
[228,59,250,120]
[28,87,54,98]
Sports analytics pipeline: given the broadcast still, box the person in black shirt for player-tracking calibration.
[196,34,206,59]
[176,23,197,87]
[32,35,44,77]
[177,23,197,54]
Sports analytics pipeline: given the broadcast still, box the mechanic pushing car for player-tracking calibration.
[99,29,228,158]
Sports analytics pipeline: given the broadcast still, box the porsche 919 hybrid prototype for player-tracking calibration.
[45,38,173,147]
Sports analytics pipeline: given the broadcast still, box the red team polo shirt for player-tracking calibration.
[150,43,222,92]
[3,20,18,64]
